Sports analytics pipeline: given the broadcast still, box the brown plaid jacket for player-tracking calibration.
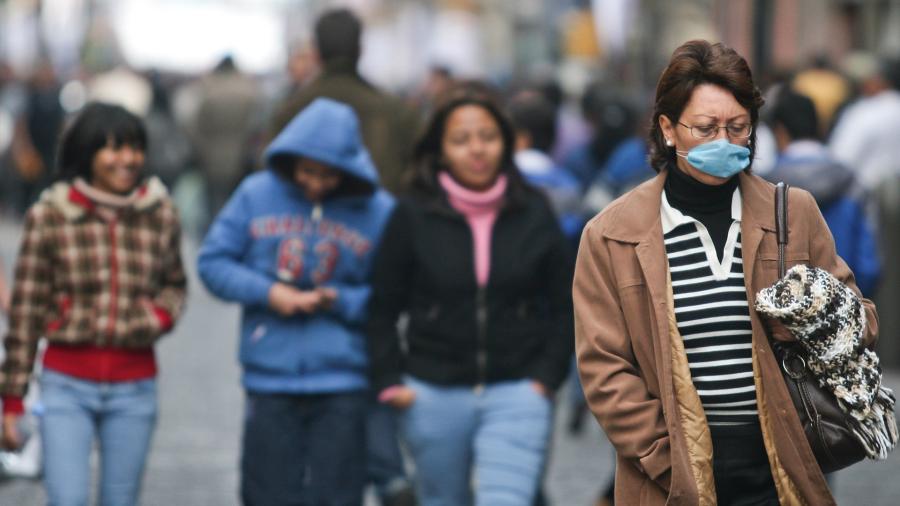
[0,177,187,397]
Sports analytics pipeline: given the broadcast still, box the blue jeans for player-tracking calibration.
[366,399,412,498]
[401,376,552,506]
[241,391,367,506]
[39,369,157,506]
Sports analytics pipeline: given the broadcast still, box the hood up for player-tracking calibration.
[264,97,379,197]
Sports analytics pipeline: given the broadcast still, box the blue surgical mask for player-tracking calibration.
[676,138,750,179]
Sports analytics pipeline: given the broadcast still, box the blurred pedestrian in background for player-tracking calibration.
[562,84,639,191]
[189,55,262,229]
[791,56,853,139]
[574,40,879,505]
[0,102,186,506]
[271,8,418,196]
[5,59,64,217]
[829,55,900,193]
[767,88,881,297]
[367,83,573,505]
[408,65,455,121]
[198,97,394,506]
[142,72,192,192]
[508,90,583,245]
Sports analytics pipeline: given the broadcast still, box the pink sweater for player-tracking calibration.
[438,171,508,287]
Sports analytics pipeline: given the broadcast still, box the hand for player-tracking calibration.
[383,386,417,410]
[293,290,324,314]
[12,146,45,182]
[1,413,21,451]
[269,283,299,316]
[316,287,338,310]
[531,381,550,398]
[268,283,324,316]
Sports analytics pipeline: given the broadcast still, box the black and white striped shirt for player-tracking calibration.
[662,190,758,426]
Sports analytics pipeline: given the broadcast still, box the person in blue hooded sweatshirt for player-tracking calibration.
[198,97,395,506]
[766,89,881,297]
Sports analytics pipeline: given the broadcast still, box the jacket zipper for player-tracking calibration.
[311,203,323,223]
[106,218,119,344]
[475,286,488,393]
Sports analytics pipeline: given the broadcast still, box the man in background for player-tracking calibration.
[271,8,418,196]
[769,89,881,297]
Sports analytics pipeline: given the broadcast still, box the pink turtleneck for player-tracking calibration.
[438,171,508,287]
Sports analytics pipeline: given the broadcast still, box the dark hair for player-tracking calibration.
[883,55,900,91]
[771,89,819,141]
[57,102,147,181]
[508,93,558,152]
[315,9,361,65]
[581,83,638,166]
[649,40,765,172]
[409,82,528,199]
[214,54,237,73]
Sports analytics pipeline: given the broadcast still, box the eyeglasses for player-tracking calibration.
[678,122,752,140]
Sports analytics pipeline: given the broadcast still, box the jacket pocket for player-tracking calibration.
[757,250,810,287]
[757,232,810,274]
[639,476,669,505]
[617,281,652,347]
[45,295,73,333]
[122,298,166,345]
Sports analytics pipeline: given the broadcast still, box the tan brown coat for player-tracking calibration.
[573,170,878,505]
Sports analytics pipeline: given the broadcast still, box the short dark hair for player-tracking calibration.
[508,93,558,152]
[772,89,819,141]
[410,81,527,196]
[649,40,765,172]
[315,9,361,65]
[882,55,900,91]
[57,102,147,181]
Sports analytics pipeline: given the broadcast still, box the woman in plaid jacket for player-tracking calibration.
[0,102,186,506]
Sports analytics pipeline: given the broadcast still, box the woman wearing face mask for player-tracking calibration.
[0,102,186,505]
[573,40,878,506]
[367,83,573,505]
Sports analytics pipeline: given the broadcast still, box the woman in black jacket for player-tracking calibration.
[367,83,573,505]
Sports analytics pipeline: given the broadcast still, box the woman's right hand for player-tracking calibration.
[1,413,21,451]
[381,386,417,410]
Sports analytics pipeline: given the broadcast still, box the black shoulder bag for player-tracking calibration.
[771,182,866,473]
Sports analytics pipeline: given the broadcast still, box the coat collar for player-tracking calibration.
[737,170,778,233]
[600,170,667,244]
[601,169,778,245]
[39,176,169,221]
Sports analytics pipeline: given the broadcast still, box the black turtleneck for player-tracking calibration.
[664,165,739,258]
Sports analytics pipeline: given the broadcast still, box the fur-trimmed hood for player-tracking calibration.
[38,176,170,221]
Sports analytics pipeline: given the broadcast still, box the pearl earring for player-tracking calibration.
[665,138,673,147]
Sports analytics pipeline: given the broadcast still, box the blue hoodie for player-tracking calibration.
[766,140,881,297]
[198,98,395,394]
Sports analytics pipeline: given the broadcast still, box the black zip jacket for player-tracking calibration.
[367,184,574,394]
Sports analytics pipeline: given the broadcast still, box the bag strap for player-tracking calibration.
[775,182,789,278]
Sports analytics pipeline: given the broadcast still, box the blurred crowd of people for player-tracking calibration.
[0,3,898,506]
